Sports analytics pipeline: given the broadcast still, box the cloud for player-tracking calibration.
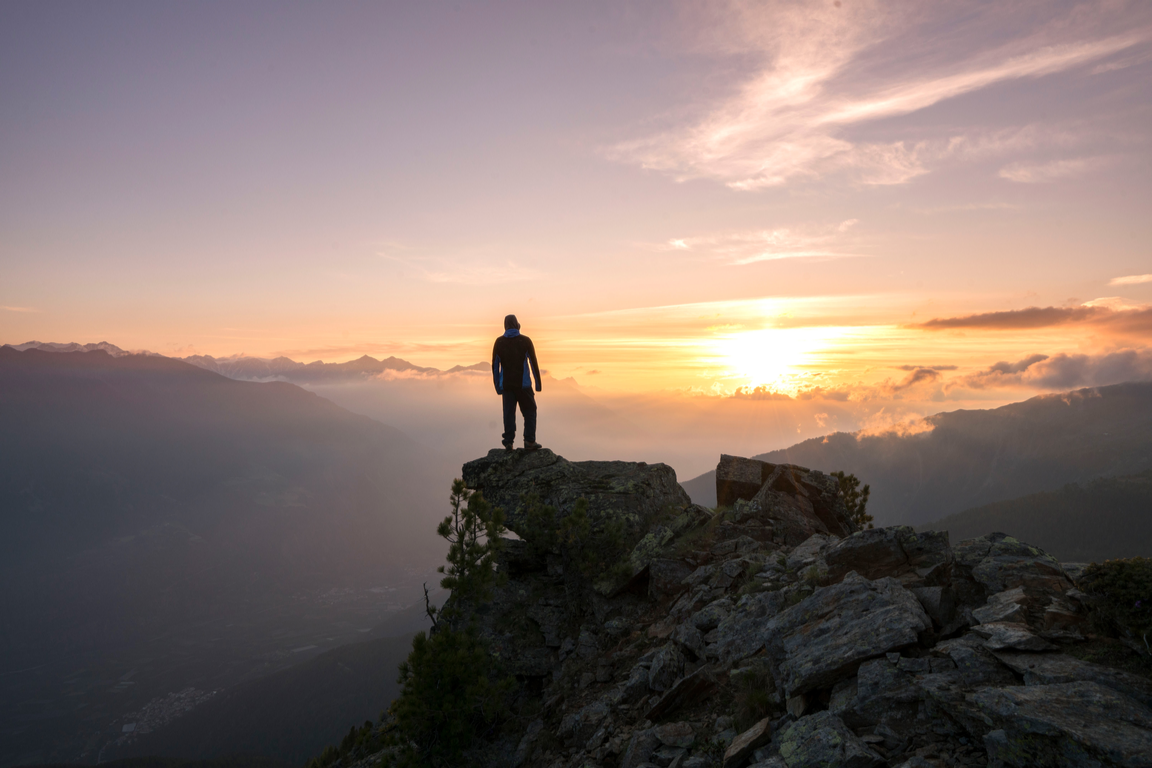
[379,242,542,284]
[663,224,863,266]
[955,350,1152,390]
[1111,274,1152,286]
[610,3,1148,189]
[916,304,1152,334]
[887,367,942,392]
[998,156,1100,183]
[1,306,40,313]
[895,364,958,371]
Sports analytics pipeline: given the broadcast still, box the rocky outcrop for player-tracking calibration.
[364,450,1151,768]
[462,448,689,538]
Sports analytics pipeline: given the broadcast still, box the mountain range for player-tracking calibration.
[682,382,1152,528]
[0,346,453,766]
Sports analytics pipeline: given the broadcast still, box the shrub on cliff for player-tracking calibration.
[1080,557,1152,653]
[520,493,629,581]
[382,481,514,767]
[832,471,873,529]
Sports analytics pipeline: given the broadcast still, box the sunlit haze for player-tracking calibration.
[3,1,1151,456]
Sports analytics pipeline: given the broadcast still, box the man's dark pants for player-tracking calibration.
[502,387,537,445]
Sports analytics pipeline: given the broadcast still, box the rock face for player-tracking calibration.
[715,454,857,544]
[364,450,1150,768]
[462,448,690,538]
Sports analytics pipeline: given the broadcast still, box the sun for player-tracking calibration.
[713,326,845,390]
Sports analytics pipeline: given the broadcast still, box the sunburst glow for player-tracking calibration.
[712,326,849,391]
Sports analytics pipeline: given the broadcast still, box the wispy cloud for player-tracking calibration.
[660,221,864,266]
[1,305,40,313]
[611,3,1149,189]
[1111,274,1152,286]
[998,156,1100,183]
[379,242,542,285]
[953,350,1152,390]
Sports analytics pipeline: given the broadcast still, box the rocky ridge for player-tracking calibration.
[360,450,1152,768]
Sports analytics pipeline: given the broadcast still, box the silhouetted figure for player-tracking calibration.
[492,314,542,451]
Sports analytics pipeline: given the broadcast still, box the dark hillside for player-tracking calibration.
[0,347,451,767]
[919,471,1152,563]
[682,383,1152,526]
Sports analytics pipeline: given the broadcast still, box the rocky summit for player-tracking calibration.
[374,452,1152,767]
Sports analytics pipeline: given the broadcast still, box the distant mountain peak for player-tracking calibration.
[6,340,155,357]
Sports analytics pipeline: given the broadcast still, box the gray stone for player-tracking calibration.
[785,533,834,572]
[670,622,706,659]
[763,572,931,697]
[620,665,651,705]
[648,643,686,692]
[910,585,959,630]
[717,454,775,508]
[654,720,695,748]
[620,727,662,768]
[723,715,772,767]
[992,650,1152,708]
[971,621,1057,652]
[772,711,885,768]
[974,681,1152,767]
[714,589,789,666]
[839,658,920,728]
[691,598,733,632]
[972,586,1028,625]
[512,718,543,767]
[825,526,952,587]
[934,634,1017,687]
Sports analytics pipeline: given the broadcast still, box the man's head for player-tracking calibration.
[504,314,520,330]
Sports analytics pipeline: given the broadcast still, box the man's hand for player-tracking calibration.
[496,388,503,396]
[535,384,542,393]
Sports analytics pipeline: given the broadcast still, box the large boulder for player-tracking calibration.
[825,526,952,586]
[992,651,1152,708]
[975,681,1152,767]
[763,572,932,698]
[772,711,885,768]
[953,532,1083,635]
[715,455,856,545]
[462,448,689,539]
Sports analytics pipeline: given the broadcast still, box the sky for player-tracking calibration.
[3,0,1151,406]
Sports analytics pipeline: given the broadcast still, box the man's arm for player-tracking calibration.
[526,338,542,392]
[492,340,503,394]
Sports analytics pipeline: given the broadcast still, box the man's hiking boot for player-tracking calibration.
[502,440,514,452]
[524,440,542,451]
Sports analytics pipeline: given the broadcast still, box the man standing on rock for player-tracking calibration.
[492,314,542,451]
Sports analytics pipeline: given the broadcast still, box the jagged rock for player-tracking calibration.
[713,589,789,666]
[975,681,1152,767]
[910,585,960,632]
[649,644,686,691]
[763,572,932,698]
[825,526,953,587]
[970,621,1057,652]
[972,586,1028,625]
[620,664,651,705]
[462,448,689,538]
[645,665,719,722]
[723,716,773,767]
[784,533,833,572]
[716,455,855,545]
[717,454,777,507]
[992,651,1152,707]
[953,532,1082,635]
[690,598,732,631]
[772,711,885,768]
[670,622,706,659]
[513,718,543,767]
[933,634,1018,687]
[835,657,920,728]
